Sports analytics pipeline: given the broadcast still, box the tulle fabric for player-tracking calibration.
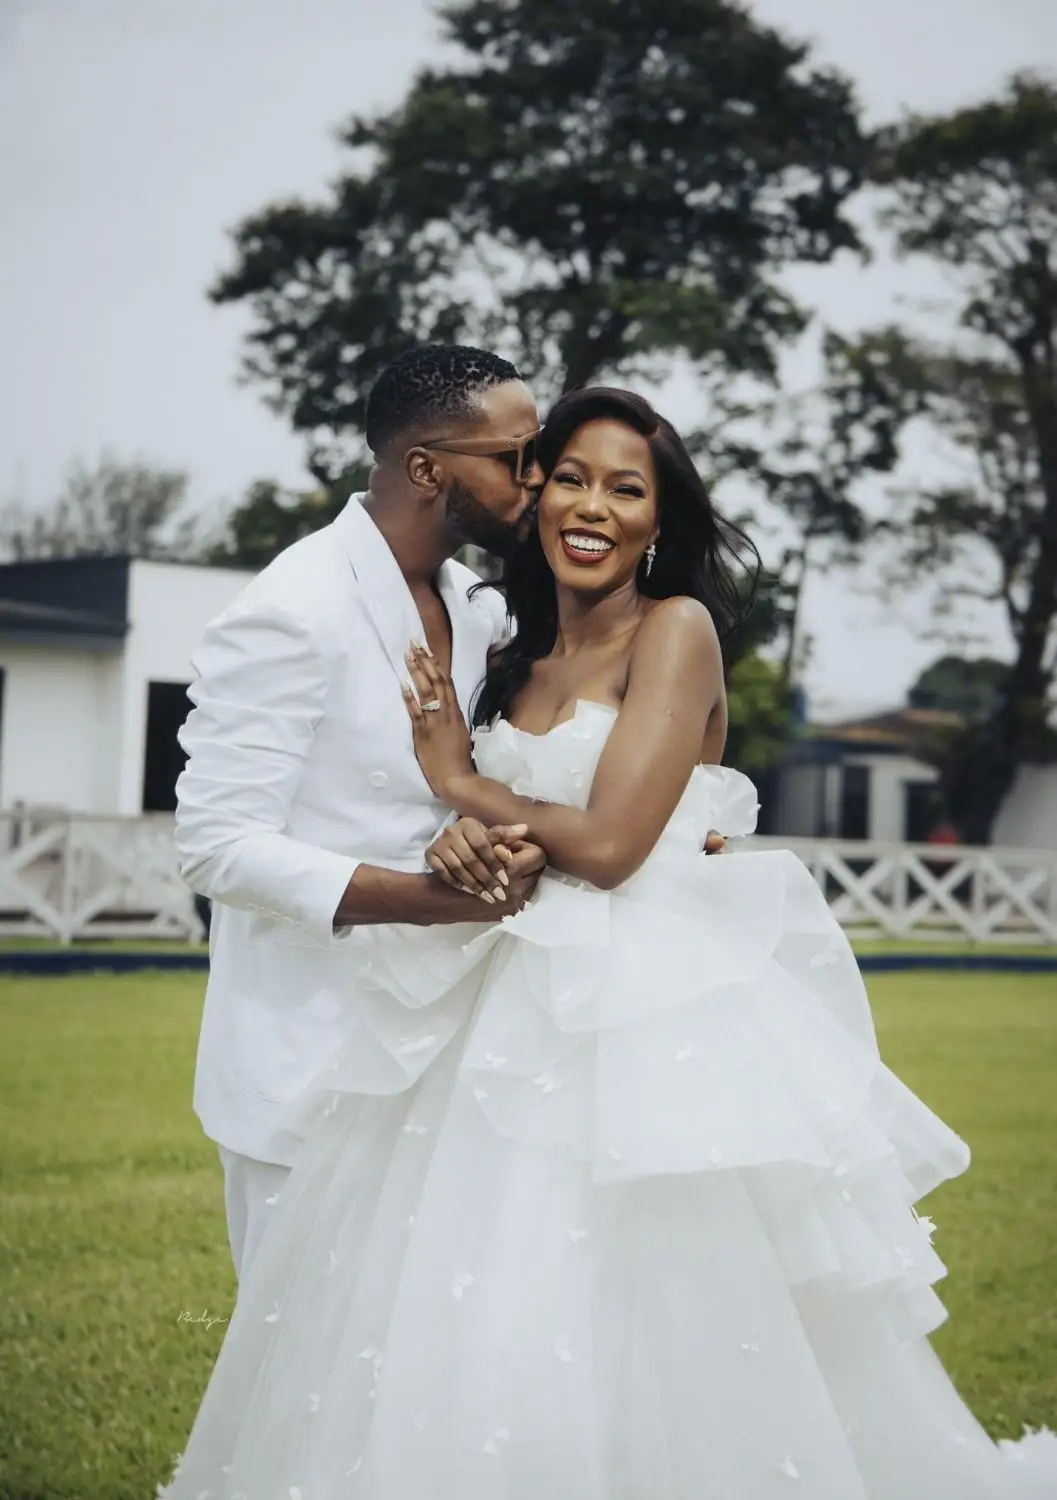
[159,702,1057,1498]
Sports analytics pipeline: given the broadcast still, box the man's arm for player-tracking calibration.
[174,598,524,943]
[335,845,543,928]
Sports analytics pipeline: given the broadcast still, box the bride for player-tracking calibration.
[159,388,1055,1498]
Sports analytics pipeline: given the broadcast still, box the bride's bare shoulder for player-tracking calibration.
[634,596,721,659]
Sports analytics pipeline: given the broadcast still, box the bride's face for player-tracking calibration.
[537,419,659,594]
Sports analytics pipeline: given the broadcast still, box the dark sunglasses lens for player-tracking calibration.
[494,440,538,481]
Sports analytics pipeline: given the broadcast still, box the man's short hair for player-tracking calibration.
[365,344,521,457]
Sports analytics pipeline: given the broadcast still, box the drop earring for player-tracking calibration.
[645,540,657,577]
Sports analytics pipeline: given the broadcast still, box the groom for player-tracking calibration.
[176,343,725,1283]
[176,344,551,1281]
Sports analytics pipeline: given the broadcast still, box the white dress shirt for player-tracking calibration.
[174,496,507,1166]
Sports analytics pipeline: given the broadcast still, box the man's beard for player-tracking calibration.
[445,476,533,559]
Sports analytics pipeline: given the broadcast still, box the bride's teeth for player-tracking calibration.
[565,534,613,553]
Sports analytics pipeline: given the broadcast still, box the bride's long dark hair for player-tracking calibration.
[471,387,760,729]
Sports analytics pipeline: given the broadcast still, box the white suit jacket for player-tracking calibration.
[174,496,507,1166]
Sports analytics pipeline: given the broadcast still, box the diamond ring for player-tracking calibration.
[421,700,442,713]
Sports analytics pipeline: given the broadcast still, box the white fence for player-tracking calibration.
[747,836,1057,945]
[1,811,1056,946]
[0,809,204,945]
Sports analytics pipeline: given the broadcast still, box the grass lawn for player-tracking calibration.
[0,971,1055,1499]
[851,939,1057,959]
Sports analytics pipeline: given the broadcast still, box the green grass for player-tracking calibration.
[851,938,1057,957]
[0,976,234,1500]
[0,973,1055,1499]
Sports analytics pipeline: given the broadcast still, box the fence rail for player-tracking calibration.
[1,811,1055,946]
[0,809,204,945]
[746,835,1057,944]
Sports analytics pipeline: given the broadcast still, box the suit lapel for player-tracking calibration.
[334,496,424,687]
[334,497,485,714]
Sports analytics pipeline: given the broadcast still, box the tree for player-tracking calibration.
[838,335,1057,839]
[210,0,868,475]
[724,651,792,776]
[209,466,369,570]
[718,329,918,686]
[908,654,1010,723]
[830,74,1057,841]
[0,454,209,561]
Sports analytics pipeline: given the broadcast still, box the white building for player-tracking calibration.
[0,557,252,815]
[992,765,1057,851]
[764,709,947,843]
[764,707,1057,852]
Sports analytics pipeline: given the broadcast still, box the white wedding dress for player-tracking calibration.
[159,702,1056,1499]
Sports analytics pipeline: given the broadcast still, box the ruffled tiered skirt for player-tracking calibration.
[159,848,1056,1498]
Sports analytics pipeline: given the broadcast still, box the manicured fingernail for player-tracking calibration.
[479,891,496,905]
[497,869,509,886]
[492,886,505,902]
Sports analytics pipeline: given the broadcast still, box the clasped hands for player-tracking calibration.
[402,640,727,909]
[425,817,728,908]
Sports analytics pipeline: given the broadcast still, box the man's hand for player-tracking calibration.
[426,819,543,907]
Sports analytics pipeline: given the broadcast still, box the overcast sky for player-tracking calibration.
[2,0,1055,717]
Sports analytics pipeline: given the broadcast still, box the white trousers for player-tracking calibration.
[217,1145,291,1283]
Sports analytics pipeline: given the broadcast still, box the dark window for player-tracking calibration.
[904,780,941,843]
[839,764,870,840]
[141,681,192,812]
[752,767,778,835]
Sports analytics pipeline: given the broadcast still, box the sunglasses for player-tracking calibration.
[414,427,542,485]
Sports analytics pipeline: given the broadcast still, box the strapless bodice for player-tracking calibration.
[471,699,761,867]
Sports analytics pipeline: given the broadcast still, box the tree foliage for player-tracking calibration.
[908,654,1010,724]
[0,455,207,561]
[210,0,868,474]
[838,73,1057,839]
[724,651,792,775]
[209,467,369,570]
[871,345,1046,631]
[722,329,919,683]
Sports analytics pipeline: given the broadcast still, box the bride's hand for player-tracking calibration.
[425,818,530,904]
[401,642,474,798]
